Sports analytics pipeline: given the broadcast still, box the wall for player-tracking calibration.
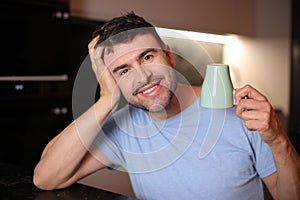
[224,0,291,116]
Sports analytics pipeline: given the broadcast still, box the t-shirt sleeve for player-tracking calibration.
[93,118,125,169]
[250,130,277,178]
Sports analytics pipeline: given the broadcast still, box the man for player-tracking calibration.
[33,12,300,199]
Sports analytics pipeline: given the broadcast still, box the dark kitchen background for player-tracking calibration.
[0,0,298,198]
[0,0,104,170]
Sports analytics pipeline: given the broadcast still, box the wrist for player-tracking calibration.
[95,95,120,117]
[269,133,292,165]
[268,130,289,150]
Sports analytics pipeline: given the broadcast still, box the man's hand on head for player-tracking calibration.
[88,36,121,106]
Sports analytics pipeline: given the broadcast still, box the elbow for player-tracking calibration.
[33,165,73,190]
[33,174,55,191]
[33,167,57,190]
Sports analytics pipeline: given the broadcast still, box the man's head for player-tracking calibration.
[92,12,178,113]
[92,12,165,53]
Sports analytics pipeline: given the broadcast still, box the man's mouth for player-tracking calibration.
[141,84,158,94]
[134,80,162,97]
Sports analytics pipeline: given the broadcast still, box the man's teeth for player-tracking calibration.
[142,85,158,94]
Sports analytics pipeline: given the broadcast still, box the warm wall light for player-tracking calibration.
[155,27,243,87]
[223,35,243,67]
[155,27,242,67]
[155,27,233,44]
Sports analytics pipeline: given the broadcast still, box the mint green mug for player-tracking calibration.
[200,64,234,109]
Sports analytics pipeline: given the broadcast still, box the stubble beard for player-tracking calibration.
[129,83,177,114]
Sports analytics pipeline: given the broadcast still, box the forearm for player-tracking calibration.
[234,85,300,199]
[269,133,300,200]
[33,96,117,190]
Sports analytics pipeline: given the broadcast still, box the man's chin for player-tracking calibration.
[148,104,167,113]
[129,102,168,113]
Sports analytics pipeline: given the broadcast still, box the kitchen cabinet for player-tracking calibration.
[0,0,72,169]
[0,97,73,169]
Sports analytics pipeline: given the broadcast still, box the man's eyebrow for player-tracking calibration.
[138,48,157,60]
[112,64,128,74]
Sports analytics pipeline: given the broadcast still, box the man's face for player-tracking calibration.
[103,33,177,113]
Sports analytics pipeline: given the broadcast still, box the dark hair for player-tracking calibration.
[92,12,165,52]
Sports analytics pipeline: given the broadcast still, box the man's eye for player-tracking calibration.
[119,69,129,76]
[143,55,153,62]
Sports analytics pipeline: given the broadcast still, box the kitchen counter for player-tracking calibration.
[0,162,136,200]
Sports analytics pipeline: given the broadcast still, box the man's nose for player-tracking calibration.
[136,65,152,83]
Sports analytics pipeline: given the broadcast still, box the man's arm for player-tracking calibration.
[33,36,120,190]
[262,131,300,200]
[235,85,300,200]
[33,97,114,190]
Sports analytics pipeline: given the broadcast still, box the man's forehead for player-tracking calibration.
[103,34,162,67]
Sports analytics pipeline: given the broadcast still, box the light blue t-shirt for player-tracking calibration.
[94,98,276,200]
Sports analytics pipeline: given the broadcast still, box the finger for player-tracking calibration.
[93,47,104,67]
[235,106,269,131]
[235,100,272,132]
[236,86,267,102]
[88,36,99,67]
[88,36,106,75]
[243,119,269,132]
[237,108,269,121]
[236,98,271,114]
[235,85,267,105]
[88,36,102,67]
[88,36,100,51]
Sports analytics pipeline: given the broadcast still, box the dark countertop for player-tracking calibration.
[0,162,136,200]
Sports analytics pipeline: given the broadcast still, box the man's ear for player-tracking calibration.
[164,45,176,68]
